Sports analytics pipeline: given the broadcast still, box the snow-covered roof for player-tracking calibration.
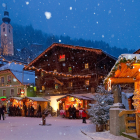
[122,92,133,99]
[25,97,50,102]
[104,54,140,83]
[7,97,23,101]
[56,94,94,101]
[0,62,35,85]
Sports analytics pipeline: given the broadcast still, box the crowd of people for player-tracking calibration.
[8,104,42,117]
[68,105,87,123]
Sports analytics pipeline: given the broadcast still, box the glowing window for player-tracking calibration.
[85,63,89,69]
[55,84,58,89]
[59,55,65,62]
[69,82,73,87]
[68,67,72,72]
[85,80,89,85]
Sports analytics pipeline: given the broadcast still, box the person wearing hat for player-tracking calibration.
[82,108,87,123]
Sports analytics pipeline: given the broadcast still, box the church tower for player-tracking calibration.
[0,7,14,55]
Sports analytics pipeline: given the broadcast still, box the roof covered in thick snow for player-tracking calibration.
[56,94,94,101]
[104,54,140,84]
[25,97,50,102]
[0,62,35,85]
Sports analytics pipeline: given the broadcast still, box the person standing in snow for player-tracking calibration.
[28,105,30,117]
[82,108,87,123]
[0,105,5,120]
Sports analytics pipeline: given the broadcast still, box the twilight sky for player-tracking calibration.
[0,0,140,50]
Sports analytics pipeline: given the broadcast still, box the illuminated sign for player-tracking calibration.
[0,96,6,101]
[59,55,65,62]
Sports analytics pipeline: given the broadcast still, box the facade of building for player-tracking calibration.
[0,62,35,98]
[24,43,116,96]
[0,9,14,56]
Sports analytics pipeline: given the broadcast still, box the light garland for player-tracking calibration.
[24,66,91,79]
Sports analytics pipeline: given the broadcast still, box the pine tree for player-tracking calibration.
[88,85,113,125]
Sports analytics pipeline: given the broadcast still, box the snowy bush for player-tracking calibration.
[88,85,114,125]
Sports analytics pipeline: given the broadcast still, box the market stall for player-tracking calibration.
[22,97,50,116]
[56,94,94,118]
[7,97,50,116]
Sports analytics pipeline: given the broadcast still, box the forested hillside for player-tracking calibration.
[12,24,135,58]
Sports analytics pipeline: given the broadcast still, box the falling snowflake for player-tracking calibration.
[44,12,52,19]
[2,3,6,7]
[59,40,61,42]
[26,1,29,5]
[93,33,95,35]
[108,10,111,14]
[102,35,104,38]
[94,12,96,14]
[70,7,72,10]
[97,3,100,6]
[96,21,98,24]
[111,34,114,38]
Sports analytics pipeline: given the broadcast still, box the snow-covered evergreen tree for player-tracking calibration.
[88,85,114,125]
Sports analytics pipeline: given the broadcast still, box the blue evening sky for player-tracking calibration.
[0,0,140,50]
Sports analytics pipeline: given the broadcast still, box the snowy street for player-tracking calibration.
[0,116,91,140]
[0,116,129,140]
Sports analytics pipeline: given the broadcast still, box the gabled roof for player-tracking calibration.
[104,54,140,84]
[0,62,35,85]
[133,49,140,54]
[25,43,116,69]
[56,94,94,101]
[24,97,50,102]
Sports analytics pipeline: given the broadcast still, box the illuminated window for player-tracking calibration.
[41,71,44,77]
[42,86,45,91]
[55,84,58,89]
[68,67,72,72]
[69,82,73,87]
[85,63,89,69]
[2,89,6,96]
[54,69,57,73]
[59,55,65,62]
[85,80,89,85]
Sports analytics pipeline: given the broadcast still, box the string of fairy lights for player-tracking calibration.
[26,66,91,78]
[0,56,91,79]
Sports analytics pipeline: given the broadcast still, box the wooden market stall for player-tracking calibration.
[22,97,50,116]
[104,54,140,138]
[56,94,94,119]
[7,97,50,116]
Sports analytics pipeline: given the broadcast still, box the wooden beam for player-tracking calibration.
[111,77,135,84]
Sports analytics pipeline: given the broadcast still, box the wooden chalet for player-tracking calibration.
[24,43,116,96]
[105,54,140,137]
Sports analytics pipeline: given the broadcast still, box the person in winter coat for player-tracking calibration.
[28,105,30,117]
[38,105,41,117]
[72,105,76,119]
[68,106,72,119]
[82,108,87,123]
[0,105,5,120]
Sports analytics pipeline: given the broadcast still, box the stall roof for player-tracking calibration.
[104,54,140,84]
[25,97,50,102]
[56,94,94,101]
[7,97,23,101]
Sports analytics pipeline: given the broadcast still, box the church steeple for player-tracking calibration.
[2,5,11,24]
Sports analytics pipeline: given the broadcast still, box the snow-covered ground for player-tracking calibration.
[0,116,129,140]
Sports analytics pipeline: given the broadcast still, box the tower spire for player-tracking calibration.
[2,5,11,24]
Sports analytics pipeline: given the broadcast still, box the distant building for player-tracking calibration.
[0,8,14,56]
